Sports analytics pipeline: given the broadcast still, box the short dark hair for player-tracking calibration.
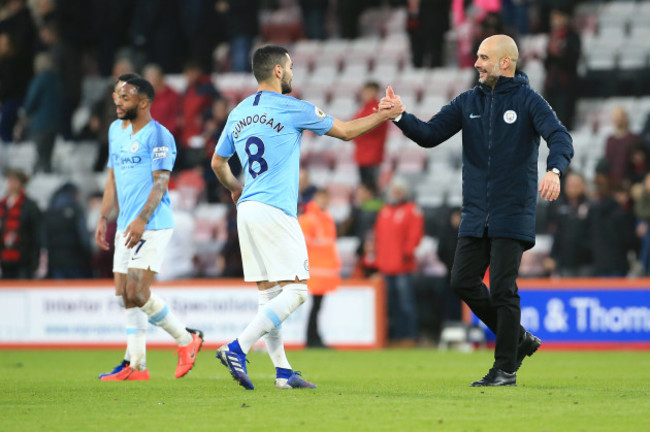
[125,77,155,103]
[252,45,289,83]
[364,81,380,92]
[115,72,141,86]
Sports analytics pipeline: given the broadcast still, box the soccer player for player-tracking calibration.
[96,78,203,381]
[211,45,403,390]
[96,72,148,379]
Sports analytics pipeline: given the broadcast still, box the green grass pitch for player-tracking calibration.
[1,348,649,432]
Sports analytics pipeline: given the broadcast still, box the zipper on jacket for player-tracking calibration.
[486,90,494,228]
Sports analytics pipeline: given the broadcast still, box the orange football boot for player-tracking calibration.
[175,328,204,378]
[100,366,150,381]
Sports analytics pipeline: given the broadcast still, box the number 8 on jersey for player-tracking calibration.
[245,136,268,178]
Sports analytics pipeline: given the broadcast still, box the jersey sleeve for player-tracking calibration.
[293,100,335,136]
[215,123,236,158]
[151,127,177,172]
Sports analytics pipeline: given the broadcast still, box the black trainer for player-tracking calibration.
[471,368,517,387]
[515,331,542,371]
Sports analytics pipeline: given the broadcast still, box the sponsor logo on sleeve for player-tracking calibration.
[153,146,169,160]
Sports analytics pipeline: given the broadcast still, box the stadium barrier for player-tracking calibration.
[0,278,386,350]
[465,278,650,350]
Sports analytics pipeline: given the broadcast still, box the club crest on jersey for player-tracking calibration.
[315,106,326,119]
[131,141,139,153]
[503,110,517,124]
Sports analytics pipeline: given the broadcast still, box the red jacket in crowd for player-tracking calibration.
[374,201,424,275]
[181,75,218,147]
[352,99,388,167]
[151,85,180,138]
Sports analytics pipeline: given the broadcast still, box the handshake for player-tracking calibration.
[377,86,405,121]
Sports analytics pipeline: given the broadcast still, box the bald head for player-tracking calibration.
[475,34,519,87]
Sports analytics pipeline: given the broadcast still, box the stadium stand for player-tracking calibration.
[1,0,650,283]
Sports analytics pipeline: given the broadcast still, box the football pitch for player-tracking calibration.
[1,348,649,432]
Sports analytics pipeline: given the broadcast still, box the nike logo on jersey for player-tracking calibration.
[469,114,481,119]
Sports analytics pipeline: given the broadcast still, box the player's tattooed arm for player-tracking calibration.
[138,170,171,222]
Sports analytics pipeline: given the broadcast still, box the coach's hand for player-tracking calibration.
[95,217,110,251]
[539,171,561,201]
[124,217,146,249]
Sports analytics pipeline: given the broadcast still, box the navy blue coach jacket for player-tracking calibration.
[394,71,574,245]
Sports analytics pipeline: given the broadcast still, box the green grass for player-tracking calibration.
[1,348,649,432]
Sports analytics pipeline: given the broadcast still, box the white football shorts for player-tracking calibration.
[237,200,310,282]
[113,228,173,274]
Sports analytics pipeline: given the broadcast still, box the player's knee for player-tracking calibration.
[287,283,308,305]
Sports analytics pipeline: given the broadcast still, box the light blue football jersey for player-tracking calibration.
[108,119,177,232]
[215,91,334,217]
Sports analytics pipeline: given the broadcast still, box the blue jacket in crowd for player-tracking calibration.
[23,69,62,133]
[395,71,574,245]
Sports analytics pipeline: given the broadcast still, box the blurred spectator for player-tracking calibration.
[0,0,35,142]
[452,0,502,68]
[436,207,463,329]
[533,0,579,34]
[605,106,642,188]
[299,189,341,348]
[631,173,650,275]
[179,61,220,169]
[627,144,649,186]
[144,63,180,137]
[545,173,592,277]
[39,19,82,141]
[44,183,92,279]
[339,181,383,240]
[300,0,328,40]
[216,0,259,72]
[406,0,451,68]
[501,0,529,35]
[588,171,637,277]
[217,204,243,277]
[88,0,133,76]
[337,0,363,39]
[179,0,223,73]
[0,169,41,279]
[298,167,317,211]
[374,178,424,346]
[352,82,388,189]
[90,59,137,171]
[86,191,115,278]
[158,190,196,280]
[472,12,510,56]
[543,7,581,130]
[131,0,185,73]
[203,98,230,156]
[203,98,240,203]
[22,52,62,173]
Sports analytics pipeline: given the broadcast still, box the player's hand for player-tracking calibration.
[124,216,147,249]
[231,188,242,204]
[95,218,110,251]
[539,171,561,201]
[378,86,405,120]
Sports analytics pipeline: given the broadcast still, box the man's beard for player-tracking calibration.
[281,77,292,94]
[120,107,138,120]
